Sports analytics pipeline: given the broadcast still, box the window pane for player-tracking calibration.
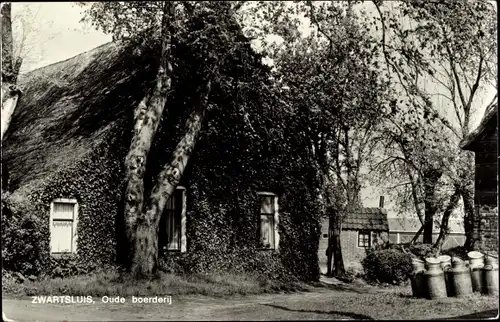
[359,232,371,247]
[53,203,75,220]
[165,190,182,211]
[165,210,179,250]
[260,214,274,249]
[260,196,275,214]
[165,194,174,210]
[159,190,184,252]
[51,221,73,253]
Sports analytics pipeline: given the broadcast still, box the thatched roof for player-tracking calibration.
[2,41,159,192]
[2,34,268,196]
[460,103,498,151]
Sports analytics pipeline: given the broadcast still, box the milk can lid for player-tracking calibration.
[451,256,464,263]
[485,256,498,264]
[425,257,441,264]
[437,255,451,262]
[468,251,484,259]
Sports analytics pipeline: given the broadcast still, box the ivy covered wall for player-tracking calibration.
[3,39,322,282]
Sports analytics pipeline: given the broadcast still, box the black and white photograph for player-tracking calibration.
[1,1,498,320]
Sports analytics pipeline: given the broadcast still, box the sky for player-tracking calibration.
[12,2,111,73]
[9,2,496,219]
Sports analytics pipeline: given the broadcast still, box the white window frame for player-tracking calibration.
[257,191,279,250]
[179,186,187,253]
[162,186,187,253]
[357,230,371,248]
[49,198,78,255]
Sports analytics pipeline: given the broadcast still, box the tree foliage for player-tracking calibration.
[368,0,496,248]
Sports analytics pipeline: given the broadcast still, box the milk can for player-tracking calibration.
[468,251,485,268]
[438,255,452,270]
[450,257,473,297]
[438,255,452,296]
[411,258,427,298]
[424,257,447,299]
[483,256,499,296]
[468,251,485,293]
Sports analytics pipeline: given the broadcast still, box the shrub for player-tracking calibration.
[158,254,184,274]
[441,246,468,260]
[1,196,47,276]
[379,242,439,260]
[407,243,438,260]
[48,254,106,278]
[362,248,413,285]
[173,249,298,283]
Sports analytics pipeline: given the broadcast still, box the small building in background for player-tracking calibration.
[387,217,465,249]
[460,103,498,253]
[319,197,389,274]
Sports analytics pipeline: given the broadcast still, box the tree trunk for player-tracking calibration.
[434,187,461,254]
[422,169,442,244]
[130,218,159,278]
[331,214,345,277]
[1,3,22,141]
[122,2,174,266]
[462,187,475,250]
[1,3,22,195]
[326,214,333,276]
[1,84,20,140]
[407,169,424,224]
[423,199,437,244]
[1,4,15,83]
[130,79,212,278]
[410,224,424,244]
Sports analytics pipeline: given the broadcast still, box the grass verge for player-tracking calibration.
[2,269,311,299]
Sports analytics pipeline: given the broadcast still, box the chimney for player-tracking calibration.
[379,196,385,209]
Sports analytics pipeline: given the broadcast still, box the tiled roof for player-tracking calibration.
[343,207,389,231]
[387,217,465,233]
[461,102,497,150]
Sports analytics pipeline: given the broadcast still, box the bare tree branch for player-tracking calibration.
[446,44,468,109]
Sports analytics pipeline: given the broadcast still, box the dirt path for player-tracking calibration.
[3,282,498,321]
[3,288,364,322]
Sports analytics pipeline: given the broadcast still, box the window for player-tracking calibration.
[371,231,379,246]
[50,199,78,254]
[257,192,279,250]
[358,231,371,248]
[159,187,186,253]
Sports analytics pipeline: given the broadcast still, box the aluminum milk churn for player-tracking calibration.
[468,251,485,293]
[424,257,447,299]
[483,256,499,295]
[411,258,426,298]
[450,257,473,297]
[438,255,452,296]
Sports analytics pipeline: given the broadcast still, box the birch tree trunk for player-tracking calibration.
[131,79,212,277]
[123,2,174,265]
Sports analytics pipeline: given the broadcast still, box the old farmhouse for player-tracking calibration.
[2,40,322,280]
